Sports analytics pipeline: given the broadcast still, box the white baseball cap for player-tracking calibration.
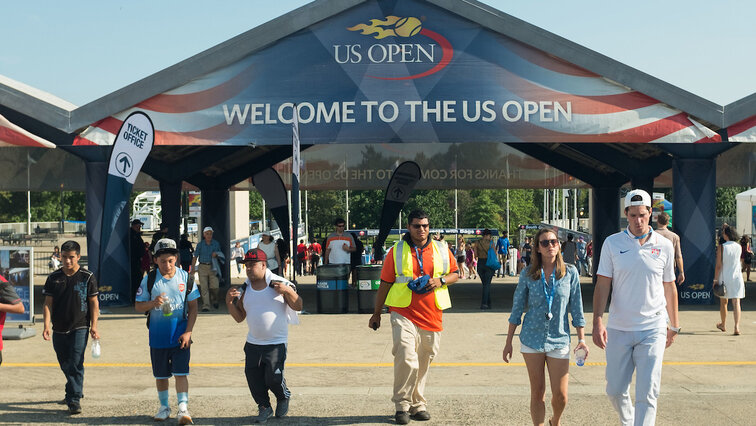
[203,226,214,233]
[624,189,651,208]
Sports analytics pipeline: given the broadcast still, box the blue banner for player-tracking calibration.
[98,112,154,307]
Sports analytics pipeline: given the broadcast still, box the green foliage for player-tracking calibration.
[716,187,749,218]
[249,191,263,219]
[0,191,85,222]
[404,190,455,227]
[306,191,346,237]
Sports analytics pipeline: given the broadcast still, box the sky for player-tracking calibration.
[1,0,755,107]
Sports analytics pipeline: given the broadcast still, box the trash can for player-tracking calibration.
[354,264,382,314]
[315,264,350,314]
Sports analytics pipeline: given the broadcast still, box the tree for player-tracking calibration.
[716,187,749,218]
[404,190,455,227]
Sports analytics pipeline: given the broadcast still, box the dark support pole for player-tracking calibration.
[591,185,621,282]
[159,181,182,242]
[673,158,716,305]
[85,162,108,280]
[201,189,231,287]
[630,175,655,199]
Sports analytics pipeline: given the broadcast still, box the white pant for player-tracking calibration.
[605,328,666,426]
[390,311,440,413]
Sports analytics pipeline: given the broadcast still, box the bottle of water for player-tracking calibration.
[161,292,173,317]
[91,338,101,359]
[575,347,587,367]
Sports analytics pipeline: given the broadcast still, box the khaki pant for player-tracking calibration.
[390,311,441,413]
[197,263,219,310]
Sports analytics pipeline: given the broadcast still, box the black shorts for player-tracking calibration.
[150,346,191,379]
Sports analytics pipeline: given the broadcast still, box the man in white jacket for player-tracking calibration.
[226,248,302,423]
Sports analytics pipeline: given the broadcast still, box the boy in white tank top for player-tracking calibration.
[226,248,302,423]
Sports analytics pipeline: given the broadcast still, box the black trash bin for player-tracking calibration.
[354,265,382,314]
[315,264,350,314]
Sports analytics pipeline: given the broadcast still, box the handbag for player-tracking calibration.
[712,280,727,298]
[485,241,501,270]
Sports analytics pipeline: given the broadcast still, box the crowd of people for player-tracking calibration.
[9,188,752,425]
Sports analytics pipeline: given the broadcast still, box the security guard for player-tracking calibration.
[369,209,459,425]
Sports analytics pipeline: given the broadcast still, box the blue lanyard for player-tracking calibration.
[540,268,556,320]
[414,247,423,276]
[624,227,652,240]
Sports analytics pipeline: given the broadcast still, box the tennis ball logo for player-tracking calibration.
[393,17,422,38]
[347,15,424,39]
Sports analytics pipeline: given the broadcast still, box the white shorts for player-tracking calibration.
[520,343,570,359]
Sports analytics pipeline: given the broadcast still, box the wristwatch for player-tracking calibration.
[669,325,681,333]
[439,277,447,285]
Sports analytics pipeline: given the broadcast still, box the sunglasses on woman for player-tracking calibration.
[539,239,559,248]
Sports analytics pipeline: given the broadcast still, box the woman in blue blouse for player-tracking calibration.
[503,228,588,426]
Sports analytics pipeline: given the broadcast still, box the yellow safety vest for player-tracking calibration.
[385,239,452,310]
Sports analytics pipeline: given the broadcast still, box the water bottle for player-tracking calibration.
[91,338,101,359]
[575,347,587,367]
[161,292,173,317]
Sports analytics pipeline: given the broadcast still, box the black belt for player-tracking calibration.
[199,262,211,265]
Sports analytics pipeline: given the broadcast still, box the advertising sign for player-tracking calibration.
[74,0,719,147]
[1,247,33,324]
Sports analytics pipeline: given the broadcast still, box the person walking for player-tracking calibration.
[231,241,245,275]
[473,229,496,310]
[465,240,477,280]
[42,240,100,415]
[309,238,322,274]
[324,218,356,266]
[178,233,194,272]
[368,209,459,425]
[226,248,303,423]
[576,237,589,277]
[191,226,222,312]
[130,219,146,303]
[740,235,752,282]
[561,234,577,266]
[592,189,679,426]
[714,224,745,335]
[0,275,24,366]
[135,239,200,424]
[257,232,281,275]
[456,238,467,279]
[496,231,510,277]
[522,237,533,266]
[655,212,685,284]
[503,228,588,426]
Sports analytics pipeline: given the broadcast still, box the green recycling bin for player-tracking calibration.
[354,264,382,314]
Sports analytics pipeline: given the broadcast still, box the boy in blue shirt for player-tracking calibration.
[136,239,200,424]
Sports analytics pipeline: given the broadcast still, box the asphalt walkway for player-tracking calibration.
[1,274,754,425]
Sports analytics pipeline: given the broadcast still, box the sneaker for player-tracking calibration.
[57,398,67,405]
[201,307,210,312]
[154,405,171,421]
[254,405,273,423]
[177,407,193,425]
[395,411,410,425]
[411,410,431,421]
[68,402,82,415]
[275,398,289,418]
[213,303,219,310]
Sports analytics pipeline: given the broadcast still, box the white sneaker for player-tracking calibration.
[154,405,171,421]
[177,407,193,425]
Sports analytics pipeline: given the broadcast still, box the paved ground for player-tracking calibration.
[1,273,754,425]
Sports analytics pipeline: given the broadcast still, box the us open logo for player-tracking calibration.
[333,15,453,80]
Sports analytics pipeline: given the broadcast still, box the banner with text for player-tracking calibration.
[98,112,155,307]
[74,0,719,147]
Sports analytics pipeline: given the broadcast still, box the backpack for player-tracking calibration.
[144,270,195,328]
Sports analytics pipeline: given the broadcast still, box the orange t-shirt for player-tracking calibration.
[380,241,458,332]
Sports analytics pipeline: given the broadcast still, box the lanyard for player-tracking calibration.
[540,268,556,320]
[624,227,652,240]
[414,246,424,276]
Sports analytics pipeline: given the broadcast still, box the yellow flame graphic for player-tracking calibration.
[347,15,423,39]
[689,283,705,290]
